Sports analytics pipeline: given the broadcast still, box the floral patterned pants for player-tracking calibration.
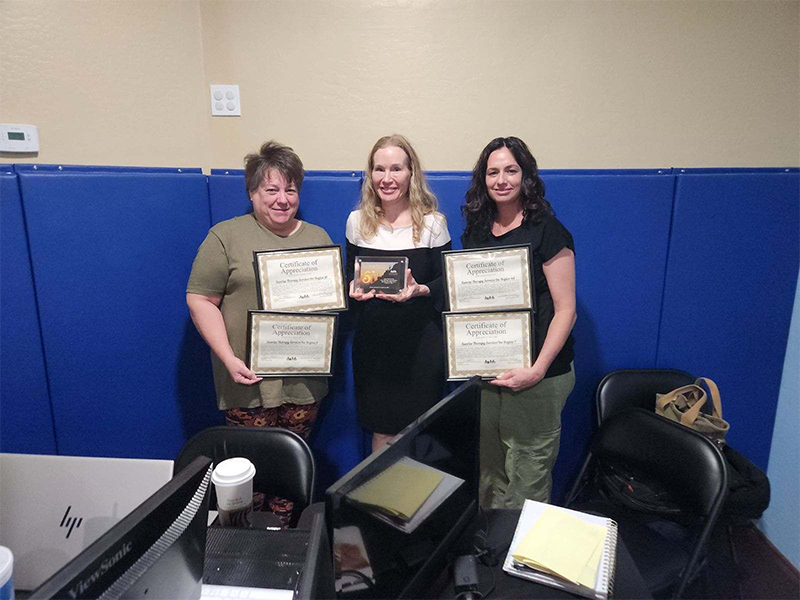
[224,402,318,527]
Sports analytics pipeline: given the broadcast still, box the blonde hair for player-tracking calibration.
[358,134,439,245]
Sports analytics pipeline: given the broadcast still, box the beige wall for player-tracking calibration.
[2,0,798,171]
[0,0,211,169]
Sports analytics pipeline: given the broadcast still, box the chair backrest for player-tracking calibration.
[590,409,728,599]
[596,369,695,425]
[594,409,727,516]
[174,426,315,510]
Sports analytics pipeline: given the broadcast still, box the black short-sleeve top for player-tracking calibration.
[461,213,575,378]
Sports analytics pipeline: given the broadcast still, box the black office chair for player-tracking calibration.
[565,409,728,600]
[174,426,316,518]
[595,368,695,425]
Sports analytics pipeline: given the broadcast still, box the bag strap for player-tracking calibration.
[655,384,694,411]
[656,384,707,427]
[695,377,723,419]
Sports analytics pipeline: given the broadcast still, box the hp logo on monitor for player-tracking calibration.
[60,506,83,539]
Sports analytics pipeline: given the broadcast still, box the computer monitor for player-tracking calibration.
[295,511,336,600]
[325,377,481,599]
[30,456,213,600]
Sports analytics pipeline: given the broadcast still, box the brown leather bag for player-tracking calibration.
[655,377,729,445]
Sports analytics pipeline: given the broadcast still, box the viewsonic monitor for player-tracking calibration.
[325,377,481,599]
[30,456,212,600]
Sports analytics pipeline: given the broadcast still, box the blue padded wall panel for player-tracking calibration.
[18,172,218,459]
[658,172,800,470]
[546,173,676,372]
[427,175,471,249]
[674,168,796,175]
[296,175,361,247]
[542,173,677,499]
[14,164,201,174]
[0,174,56,454]
[207,174,250,226]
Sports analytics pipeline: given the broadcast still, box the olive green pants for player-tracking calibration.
[479,365,575,508]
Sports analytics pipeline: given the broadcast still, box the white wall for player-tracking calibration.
[760,275,800,569]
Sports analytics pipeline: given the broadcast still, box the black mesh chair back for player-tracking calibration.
[596,369,694,425]
[568,409,728,599]
[174,426,315,511]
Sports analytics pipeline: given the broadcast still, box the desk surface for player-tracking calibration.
[440,508,652,600]
[209,505,652,600]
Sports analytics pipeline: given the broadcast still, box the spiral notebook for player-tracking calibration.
[503,500,618,600]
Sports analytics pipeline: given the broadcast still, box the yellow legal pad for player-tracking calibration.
[347,460,444,521]
[511,508,607,588]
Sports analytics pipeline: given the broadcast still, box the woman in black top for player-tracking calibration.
[462,137,576,507]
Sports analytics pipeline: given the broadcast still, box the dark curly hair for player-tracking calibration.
[462,137,552,241]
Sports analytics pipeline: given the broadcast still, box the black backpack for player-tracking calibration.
[598,445,770,521]
[598,460,683,515]
[720,444,771,522]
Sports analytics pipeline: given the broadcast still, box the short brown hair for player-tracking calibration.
[243,141,304,194]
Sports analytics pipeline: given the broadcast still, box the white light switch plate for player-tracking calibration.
[210,85,241,117]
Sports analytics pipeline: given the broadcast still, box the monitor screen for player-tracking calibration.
[30,456,212,600]
[325,377,481,599]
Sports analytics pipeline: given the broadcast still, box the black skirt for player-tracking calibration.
[352,296,445,434]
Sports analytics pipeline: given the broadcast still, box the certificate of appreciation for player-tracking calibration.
[443,245,533,312]
[444,310,534,380]
[246,311,337,377]
[254,245,347,312]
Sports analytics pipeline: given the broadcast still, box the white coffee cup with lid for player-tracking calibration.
[211,457,256,527]
[0,546,13,600]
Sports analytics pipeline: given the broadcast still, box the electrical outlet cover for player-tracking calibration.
[210,85,241,117]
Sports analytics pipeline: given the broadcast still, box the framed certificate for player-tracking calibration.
[354,256,408,294]
[253,245,347,312]
[443,310,534,381]
[442,245,533,312]
[246,311,338,377]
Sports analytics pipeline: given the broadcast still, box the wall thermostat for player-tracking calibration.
[0,124,39,153]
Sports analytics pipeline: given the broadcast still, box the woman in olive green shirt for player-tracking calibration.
[186,141,332,524]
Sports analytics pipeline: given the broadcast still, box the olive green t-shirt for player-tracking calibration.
[187,214,333,410]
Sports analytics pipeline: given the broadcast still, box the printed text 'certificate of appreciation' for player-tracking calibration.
[444,310,533,380]
[246,312,337,377]
[254,246,347,312]
[443,245,533,312]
